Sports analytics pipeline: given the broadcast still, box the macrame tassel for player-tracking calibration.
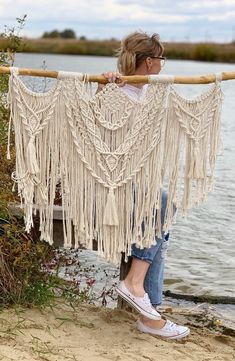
[79,207,85,233]
[188,140,204,179]
[103,187,119,226]
[7,67,18,160]
[24,180,35,232]
[26,136,40,174]
[7,113,12,160]
[36,182,48,204]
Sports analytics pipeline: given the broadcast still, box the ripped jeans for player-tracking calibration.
[131,191,174,306]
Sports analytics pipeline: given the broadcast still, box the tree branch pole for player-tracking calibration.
[1,66,235,84]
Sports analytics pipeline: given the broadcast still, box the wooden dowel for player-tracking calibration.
[1,66,235,84]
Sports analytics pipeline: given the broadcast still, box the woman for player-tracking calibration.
[98,31,190,340]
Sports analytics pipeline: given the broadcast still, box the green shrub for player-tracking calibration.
[0,18,99,309]
[193,44,217,62]
[0,16,57,308]
[0,201,55,306]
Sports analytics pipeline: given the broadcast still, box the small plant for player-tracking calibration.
[0,196,55,307]
[0,16,28,167]
[0,16,58,309]
[0,15,27,63]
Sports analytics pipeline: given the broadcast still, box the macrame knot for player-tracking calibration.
[188,140,204,179]
[26,134,40,174]
[103,187,119,226]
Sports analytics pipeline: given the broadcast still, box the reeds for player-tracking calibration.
[1,37,235,62]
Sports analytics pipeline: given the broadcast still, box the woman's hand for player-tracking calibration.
[96,71,127,93]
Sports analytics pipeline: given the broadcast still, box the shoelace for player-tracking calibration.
[166,320,178,331]
[143,293,155,311]
[143,293,151,304]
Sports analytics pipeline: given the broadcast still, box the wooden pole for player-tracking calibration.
[1,66,235,84]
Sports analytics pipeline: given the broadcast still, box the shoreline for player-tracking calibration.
[1,37,235,63]
[0,299,234,361]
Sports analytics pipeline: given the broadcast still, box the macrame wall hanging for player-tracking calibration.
[7,67,223,264]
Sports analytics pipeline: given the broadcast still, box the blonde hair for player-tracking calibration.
[116,31,164,76]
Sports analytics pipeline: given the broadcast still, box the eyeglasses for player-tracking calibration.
[151,56,166,67]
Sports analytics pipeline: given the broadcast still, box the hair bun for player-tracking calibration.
[116,31,163,75]
[122,38,135,54]
[122,45,133,54]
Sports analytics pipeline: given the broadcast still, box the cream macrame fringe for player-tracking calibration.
[7,68,223,264]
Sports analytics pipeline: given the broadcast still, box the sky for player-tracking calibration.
[1,0,235,43]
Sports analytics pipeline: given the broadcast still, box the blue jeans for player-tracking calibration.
[131,191,175,306]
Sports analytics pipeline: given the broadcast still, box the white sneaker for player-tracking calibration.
[137,319,190,340]
[116,281,161,320]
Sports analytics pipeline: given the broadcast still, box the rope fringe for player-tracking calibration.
[7,68,223,264]
[103,187,119,226]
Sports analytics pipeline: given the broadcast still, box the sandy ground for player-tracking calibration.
[0,300,234,361]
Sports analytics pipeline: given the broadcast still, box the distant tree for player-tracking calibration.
[41,29,76,39]
[79,35,87,40]
[42,30,61,38]
[60,29,76,39]
[42,31,49,38]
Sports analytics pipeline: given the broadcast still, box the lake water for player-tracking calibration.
[14,53,235,323]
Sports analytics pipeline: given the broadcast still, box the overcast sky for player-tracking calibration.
[1,0,235,43]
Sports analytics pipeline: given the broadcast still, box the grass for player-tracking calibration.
[165,41,235,63]
[1,37,235,63]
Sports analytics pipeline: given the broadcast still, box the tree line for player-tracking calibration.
[42,28,87,40]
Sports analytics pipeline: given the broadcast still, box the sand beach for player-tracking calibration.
[0,300,234,361]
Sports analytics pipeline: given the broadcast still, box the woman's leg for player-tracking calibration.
[140,233,170,329]
[124,258,151,297]
[126,235,165,297]
[117,245,161,320]
[144,232,170,306]
[124,191,173,324]
[127,190,171,299]
[123,192,189,337]
[127,232,169,328]
[126,236,168,328]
